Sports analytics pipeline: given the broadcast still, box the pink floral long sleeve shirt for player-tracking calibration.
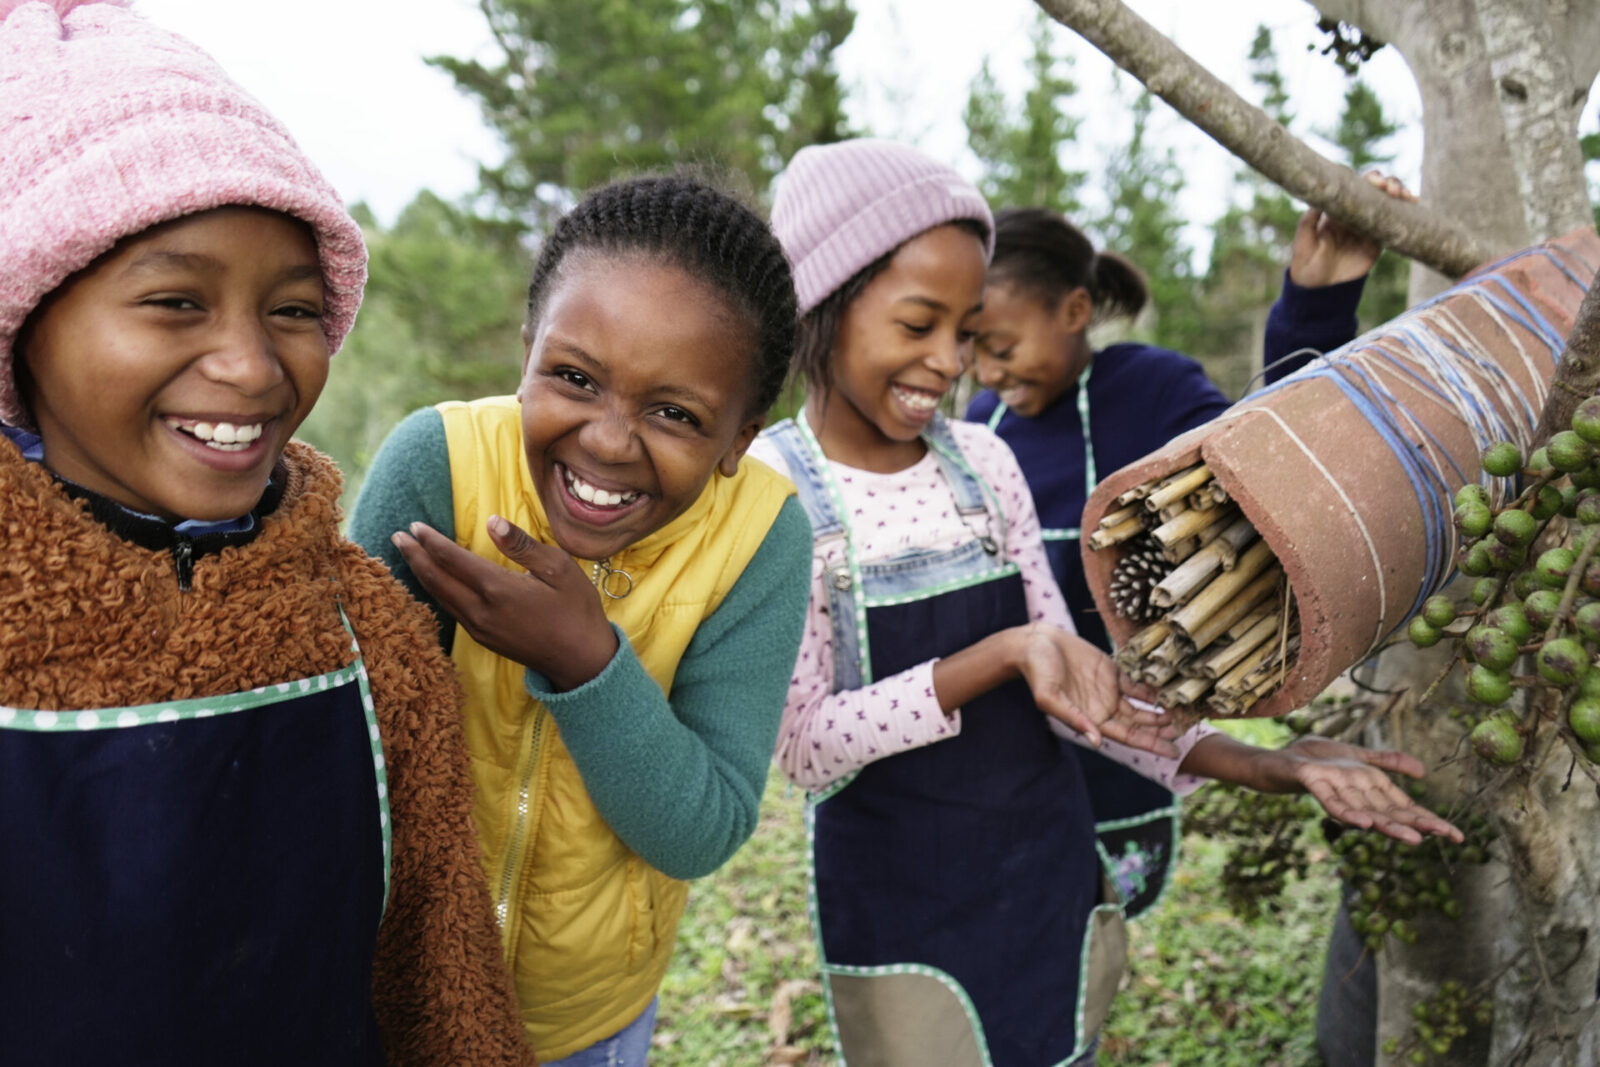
[749,420,1214,794]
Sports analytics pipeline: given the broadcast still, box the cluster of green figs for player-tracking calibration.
[1405,396,1600,766]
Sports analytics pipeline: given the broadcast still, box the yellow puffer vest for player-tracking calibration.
[437,396,792,1060]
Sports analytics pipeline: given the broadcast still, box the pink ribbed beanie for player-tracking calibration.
[771,138,994,316]
[0,0,367,426]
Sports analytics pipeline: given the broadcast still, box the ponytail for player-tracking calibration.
[989,207,1146,326]
[1087,250,1147,325]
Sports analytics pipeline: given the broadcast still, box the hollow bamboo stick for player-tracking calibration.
[1088,515,1146,551]
[1149,633,1193,666]
[1159,674,1214,708]
[1215,640,1282,698]
[1158,501,1189,523]
[1224,602,1279,641]
[1121,620,1172,660]
[1140,660,1180,687]
[1151,505,1222,547]
[1168,542,1277,637]
[1144,464,1213,512]
[1161,537,1200,564]
[1197,614,1281,679]
[1150,548,1227,609]
[1188,483,1230,511]
[1096,504,1142,531]
[1115,482,1155,508]
[1182,569,1282,651]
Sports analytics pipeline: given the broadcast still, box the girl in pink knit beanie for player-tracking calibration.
[749,138,1460,1067]
[0,3,532,1064]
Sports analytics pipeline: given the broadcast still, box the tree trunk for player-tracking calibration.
[1310,0,1599,300]
[1036,0,1600,1061]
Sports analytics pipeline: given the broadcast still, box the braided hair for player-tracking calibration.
[526,176,799,418]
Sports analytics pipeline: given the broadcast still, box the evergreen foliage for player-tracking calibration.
[426,0,857,230]
[964,12,1086,217]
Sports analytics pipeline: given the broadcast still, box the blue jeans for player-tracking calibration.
[542,999,659,1067]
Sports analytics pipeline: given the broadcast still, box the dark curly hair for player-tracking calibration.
[525,176,799,418]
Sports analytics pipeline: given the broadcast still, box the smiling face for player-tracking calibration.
[808,224,988,472]
[517,253,764,562]
[17,206,330,522]
[972,280,1093,418]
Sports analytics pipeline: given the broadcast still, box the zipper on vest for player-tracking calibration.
[173,538,194,592]
[494,710,545,953]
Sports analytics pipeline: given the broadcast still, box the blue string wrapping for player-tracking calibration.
[1240,246,1580,648]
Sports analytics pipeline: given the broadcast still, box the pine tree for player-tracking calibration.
[1326,78,1410,328]
[1197,24,1303,393]
[429,0,857,229]
[964,11,1085,216]
[1095,83,1203,356]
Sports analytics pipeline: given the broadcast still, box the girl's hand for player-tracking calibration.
[391,516,618,691]
[1231,735,1462,845]
[1014,624,1181,757]
[1288,172,1416,288]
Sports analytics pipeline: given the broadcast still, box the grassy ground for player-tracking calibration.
[654,748,1339,1067]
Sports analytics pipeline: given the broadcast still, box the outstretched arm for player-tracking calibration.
[1177,732,1462,844]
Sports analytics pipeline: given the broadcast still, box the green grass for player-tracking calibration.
[657,755,1338,1067]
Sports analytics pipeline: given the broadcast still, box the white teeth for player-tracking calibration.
[563,468,638,508]
[167,418,265,451]
[893,386,940,412]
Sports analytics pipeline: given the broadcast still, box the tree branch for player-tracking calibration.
[1032,0,1493,278]
[1531,267,1600,445]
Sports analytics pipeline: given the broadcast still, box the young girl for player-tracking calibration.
[349,177,813,1064]
[963,190,1408,917]
[751,138,1459,1067]
[0,3,529,1064]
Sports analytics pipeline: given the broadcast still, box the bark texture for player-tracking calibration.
[1035,0,1600,1063]
[1033,0,1491,278]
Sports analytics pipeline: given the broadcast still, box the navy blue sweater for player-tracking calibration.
[966,273,1366,651]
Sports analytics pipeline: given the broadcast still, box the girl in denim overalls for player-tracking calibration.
[753,139,1463,1067]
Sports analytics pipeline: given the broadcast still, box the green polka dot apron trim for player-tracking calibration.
[765,415,1127,1067]
[985,363,1182,921]
[0,604,391,1065]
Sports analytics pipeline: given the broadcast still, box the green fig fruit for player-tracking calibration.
[1572,396,1600,443]
[1480,441,1523,477]
[1493,508,1537,546]
[1408,617,1441,648]
[1548,430,1593,472]
[1470,716,1523,762]
[1466,665,1514,706]
[1536,547,1577,588]
[1467,625,1520,671]
[1536,636,1588,685]
[1568,696,1600,744]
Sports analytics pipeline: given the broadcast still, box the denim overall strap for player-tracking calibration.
[759,419,867,691]
[923,413,1007,554]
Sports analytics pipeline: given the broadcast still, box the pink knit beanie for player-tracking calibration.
[771,138,994,317]
[0,0,367,426]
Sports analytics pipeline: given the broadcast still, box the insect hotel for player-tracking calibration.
[1080,230,1600,718]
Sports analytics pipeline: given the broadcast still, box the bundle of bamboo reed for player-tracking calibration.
[1088,462,1298,716]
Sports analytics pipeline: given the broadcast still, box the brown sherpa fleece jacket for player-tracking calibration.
[0,439,536,1067]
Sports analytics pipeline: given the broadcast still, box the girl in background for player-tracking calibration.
[965,185,1407,915]
[752,139,1455,1067]
[351,176,812,1065]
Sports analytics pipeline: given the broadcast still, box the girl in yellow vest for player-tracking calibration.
[350,176,814,1064]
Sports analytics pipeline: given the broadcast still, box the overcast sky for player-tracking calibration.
[134,0,1598,251]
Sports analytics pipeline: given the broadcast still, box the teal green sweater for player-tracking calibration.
[349,408,812,879]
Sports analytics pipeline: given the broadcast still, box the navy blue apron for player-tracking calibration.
[0,610,392,1066]
[766,416,1126,1067]
[987,371,1179,920]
